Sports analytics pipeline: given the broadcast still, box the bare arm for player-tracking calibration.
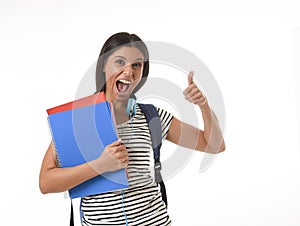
[39,140,128,194]
[166,71,225,154]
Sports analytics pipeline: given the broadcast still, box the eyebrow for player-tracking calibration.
[114,56,144,62]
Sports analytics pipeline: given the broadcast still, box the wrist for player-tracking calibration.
[88,158,105,175]
[198,102,210,111]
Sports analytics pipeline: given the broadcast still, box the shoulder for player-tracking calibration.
[136,103,173,118]
[137,103,174,126]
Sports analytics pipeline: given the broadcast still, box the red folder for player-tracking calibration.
[47,92,106,115]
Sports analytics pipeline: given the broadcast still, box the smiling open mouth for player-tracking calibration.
[116,79,131,93]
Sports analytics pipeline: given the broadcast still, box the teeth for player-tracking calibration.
[119,79,131,84]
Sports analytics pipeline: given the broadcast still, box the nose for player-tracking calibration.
[123,65,133,76]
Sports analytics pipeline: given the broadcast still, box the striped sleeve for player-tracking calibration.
[156,107,173,140]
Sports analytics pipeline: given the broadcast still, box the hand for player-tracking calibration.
[183,71,208,107]
[96,139,129,173]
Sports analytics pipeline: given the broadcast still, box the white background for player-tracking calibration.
[0,0,300,225]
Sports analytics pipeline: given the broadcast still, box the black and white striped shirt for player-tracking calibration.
[81,105,173,226]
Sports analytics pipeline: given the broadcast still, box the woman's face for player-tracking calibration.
[103,46,144,102]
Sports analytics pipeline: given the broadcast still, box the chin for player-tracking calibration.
[115,90,131,101]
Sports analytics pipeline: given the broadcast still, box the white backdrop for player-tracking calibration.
[0,0,299,225]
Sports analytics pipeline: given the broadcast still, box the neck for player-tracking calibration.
[112,99,129,125]
[113,99,127,111]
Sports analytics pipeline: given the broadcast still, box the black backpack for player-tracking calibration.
[70,103,167,225]
[138,103,168,207]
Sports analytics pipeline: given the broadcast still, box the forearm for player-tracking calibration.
[200,104,225,153]
[39,139,128,194]
[39,158,104,194]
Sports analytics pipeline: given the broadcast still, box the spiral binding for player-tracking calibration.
[47,116,62,167]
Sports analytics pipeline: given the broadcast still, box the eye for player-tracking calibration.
[115,58,125,66]
[133,62,143,68]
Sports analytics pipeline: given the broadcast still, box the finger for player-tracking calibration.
[117,155,128,165]
[186,92,202,102]
[120,156,129,166]
[111,150,128,164]
[114,144,127,152]
[183,83,197,95]
[122,156,129,164]
[116,149,128,159]
[185,87,202,99]
[188,71,194,85]
[108,139,122,147]
[106,144,126,156]
[194,96,207,106]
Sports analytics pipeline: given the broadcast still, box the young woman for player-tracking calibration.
[39,32,225,226]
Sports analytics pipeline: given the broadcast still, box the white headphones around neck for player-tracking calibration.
[126,94,136,118]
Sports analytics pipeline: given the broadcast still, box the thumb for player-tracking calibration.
[126,169,130,179]
[188,71,194,85]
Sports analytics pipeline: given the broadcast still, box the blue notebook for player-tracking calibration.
[47,101,128,199]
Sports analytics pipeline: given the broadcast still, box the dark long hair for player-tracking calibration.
[95,32,149,95]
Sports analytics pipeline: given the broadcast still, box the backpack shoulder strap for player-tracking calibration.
[137,103,162,179]
[138,103,168,208]
[137,103,162,161]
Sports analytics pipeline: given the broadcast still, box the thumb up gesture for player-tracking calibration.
[183,71,208,107]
